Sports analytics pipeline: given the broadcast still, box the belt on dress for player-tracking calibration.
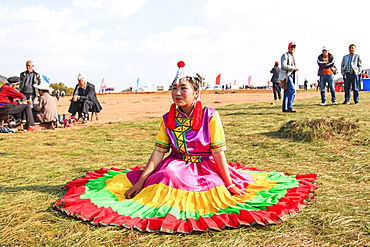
[170,152,210,162]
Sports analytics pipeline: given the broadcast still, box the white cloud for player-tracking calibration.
[204,0,281,26]
[0,0,369,90]
[72,0,148,17]
[0,27,11,42]
[138,25,252,56]
[138,26,210,53]
[0,2,137,85]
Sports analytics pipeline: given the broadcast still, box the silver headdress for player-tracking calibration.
[172,61,199,86]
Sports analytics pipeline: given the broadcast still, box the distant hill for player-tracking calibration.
[0,74,7,83]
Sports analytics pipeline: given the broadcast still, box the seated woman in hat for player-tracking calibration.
[0,77,40,131]
[33,83,58,125]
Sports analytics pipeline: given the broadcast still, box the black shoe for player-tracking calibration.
[342,101,350,104]
[355,101,359,105]
[282,109,296,113]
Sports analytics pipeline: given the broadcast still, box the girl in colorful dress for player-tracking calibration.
[54,61,318,233]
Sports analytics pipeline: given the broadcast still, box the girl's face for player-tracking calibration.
[171,80,199,108]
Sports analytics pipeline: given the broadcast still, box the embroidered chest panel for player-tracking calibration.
[171,113,193,154]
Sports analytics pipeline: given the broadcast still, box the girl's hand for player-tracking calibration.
[124,184,143,199]
[228,185,247,196]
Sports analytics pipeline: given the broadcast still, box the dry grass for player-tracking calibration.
[0,91,369,246]
[277,117,360,142]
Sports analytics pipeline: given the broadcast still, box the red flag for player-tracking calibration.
[100,77,107,92]
[247,75,252,87]
[215,74,221,85]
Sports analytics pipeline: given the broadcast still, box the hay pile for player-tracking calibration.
[278,117,360,142]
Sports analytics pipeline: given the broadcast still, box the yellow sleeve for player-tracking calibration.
[154,117,170,153]
[209,111,226,152]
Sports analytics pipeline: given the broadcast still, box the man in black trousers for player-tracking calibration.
[270,61,281,100]
[68,73,102,123]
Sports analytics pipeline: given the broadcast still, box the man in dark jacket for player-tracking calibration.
[270,61,281,100]
[19,60,42,100]
[68,73,102,123]
[317,46,337,105]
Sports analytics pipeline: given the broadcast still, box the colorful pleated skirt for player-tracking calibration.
[54,156,318,233]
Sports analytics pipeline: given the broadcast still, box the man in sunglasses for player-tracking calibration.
[280,42,299,113]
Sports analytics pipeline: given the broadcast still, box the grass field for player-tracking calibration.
[0,92,369,246]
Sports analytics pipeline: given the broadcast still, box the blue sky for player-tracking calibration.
[0,0,368,91]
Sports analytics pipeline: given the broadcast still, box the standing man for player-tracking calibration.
[303,79,308,91]
[341,44,362,104]
[317,46,337,105]
[19,60,42,101]
[280,42,299,113]
[270,61,281,100]
[68,72,102,123]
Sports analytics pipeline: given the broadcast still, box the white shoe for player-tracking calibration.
[332,101,338,105]
[319,102,326,106]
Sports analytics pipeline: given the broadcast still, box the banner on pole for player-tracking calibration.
[215,74,221,85]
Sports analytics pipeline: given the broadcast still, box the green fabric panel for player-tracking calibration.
[80,170,299,220]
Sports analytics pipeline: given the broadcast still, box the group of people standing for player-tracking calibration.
[270,43,363,112]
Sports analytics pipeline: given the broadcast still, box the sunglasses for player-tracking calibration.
[289,46,296,48]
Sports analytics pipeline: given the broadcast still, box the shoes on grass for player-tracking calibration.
[27,126,41,131]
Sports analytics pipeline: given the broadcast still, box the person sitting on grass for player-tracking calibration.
[68,72,102,123]
[33,83,58,125]
[54,61,318,233]
[0,76,40,131]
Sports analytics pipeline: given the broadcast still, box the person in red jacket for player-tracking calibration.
[0,77,40,131]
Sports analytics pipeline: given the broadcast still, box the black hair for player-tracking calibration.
[189,74,203,91]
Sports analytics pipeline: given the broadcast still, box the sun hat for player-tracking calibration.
[33,83,54,93]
